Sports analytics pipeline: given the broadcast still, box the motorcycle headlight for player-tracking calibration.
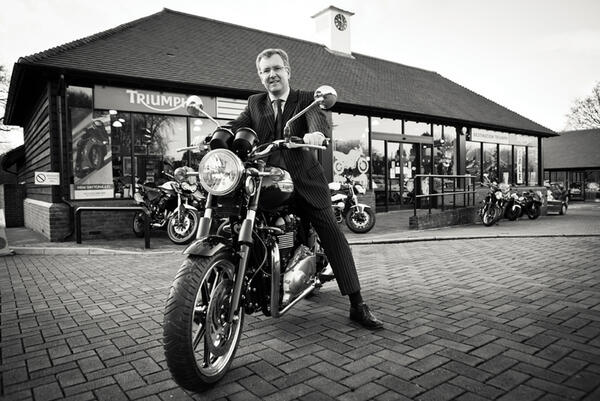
[198,149,244,196]
[495,191,503,199]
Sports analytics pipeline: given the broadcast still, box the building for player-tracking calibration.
[3,7,556,240]
[543,128,600,201]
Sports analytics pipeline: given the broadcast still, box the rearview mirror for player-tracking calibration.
[314,85,337,110]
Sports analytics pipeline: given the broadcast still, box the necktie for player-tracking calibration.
[274,99,283,139]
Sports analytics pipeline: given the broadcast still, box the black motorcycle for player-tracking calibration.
[163,86,337,391]
[478,174,503,226]
[519,189,542,219]
[74,119,110,178]
[329,174,375,233]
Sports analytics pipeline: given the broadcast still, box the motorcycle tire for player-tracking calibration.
[507,206,520,221]
[132,211,147,238]
[167,209,199,245]
[345,207,376,233]
[481,204,500,226]
[527,204,541,220]
[163,253,244,392]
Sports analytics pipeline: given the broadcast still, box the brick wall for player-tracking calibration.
[409,206,479,230]
[24,198,70,241]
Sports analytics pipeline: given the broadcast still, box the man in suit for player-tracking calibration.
[228,48,383,329]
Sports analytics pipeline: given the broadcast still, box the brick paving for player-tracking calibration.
[1,236,600,400]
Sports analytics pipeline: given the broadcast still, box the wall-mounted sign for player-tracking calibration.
[94,86,216,117]
[470,129,510,144]
[34,172,60,185]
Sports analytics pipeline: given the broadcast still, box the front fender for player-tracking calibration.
[350,203,371,214]
[183,235,232,256]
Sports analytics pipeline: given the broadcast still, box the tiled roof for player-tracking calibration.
[543,128,600,169]
[13,8,554,136]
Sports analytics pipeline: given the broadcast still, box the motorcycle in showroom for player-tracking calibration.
[132,167,202,244]
[163,86,338,391]
[329,174,376,233]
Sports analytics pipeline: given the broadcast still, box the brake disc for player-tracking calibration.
[205,279,237,357]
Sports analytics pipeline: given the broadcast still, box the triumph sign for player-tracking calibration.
[94,86,216,116]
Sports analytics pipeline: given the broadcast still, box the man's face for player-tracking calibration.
[258,54,290,97]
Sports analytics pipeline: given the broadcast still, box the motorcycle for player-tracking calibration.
[478,174,503,226]
[329,174,375,233]
[163,86,338,391]
[520,190,542,219]
[166,167,204,245]
[74,119,110,178]
[132,168,202,244]
[503,187,522,221]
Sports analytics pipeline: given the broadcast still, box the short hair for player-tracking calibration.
[256,48,291,73]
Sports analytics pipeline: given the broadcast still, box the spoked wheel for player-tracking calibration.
[163,253,244,392]
[481,204,499,226]
[167,209,199,245]
[345,207,376,233]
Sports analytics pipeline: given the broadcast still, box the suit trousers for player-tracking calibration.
[293,195,361,296]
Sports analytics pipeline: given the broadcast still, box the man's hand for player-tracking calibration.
[303,131,325,146]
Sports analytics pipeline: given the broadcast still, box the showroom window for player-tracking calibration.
[465,141,481,180]
[332,113,369,187]
[499,144,512,184]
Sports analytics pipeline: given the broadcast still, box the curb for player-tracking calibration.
[8,233,600,255]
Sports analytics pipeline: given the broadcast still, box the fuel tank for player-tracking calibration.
[259,167,294,211]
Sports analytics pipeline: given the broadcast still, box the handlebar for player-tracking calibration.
[248,137,329,161]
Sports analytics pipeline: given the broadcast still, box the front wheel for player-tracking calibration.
[559,203,568,215]
[481,203,499,226]
[163,253,244,392]
[345,207,376,233]
[527,204,541,219]
[167,209,199,245]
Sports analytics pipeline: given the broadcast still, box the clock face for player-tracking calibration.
[334,14,347,31]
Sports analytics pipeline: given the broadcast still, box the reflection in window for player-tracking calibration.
[527,146,538,185]
[483,143,498,182]
[371,140,386,207]
[465,141,481,180]
[371,117,402,134]
[187,117,230,169]
[132,113,187,186]
[514,146,526,184]
[67,86,93,108]
[97,110,132,198]
[332,113,369,187]
[433,125,457,175]
[499,144,512,184]
[404,120,431,136]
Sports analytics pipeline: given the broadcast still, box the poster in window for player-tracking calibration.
[71,111,114,199]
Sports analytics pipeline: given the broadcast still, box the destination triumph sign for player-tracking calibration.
[94,86,216,116]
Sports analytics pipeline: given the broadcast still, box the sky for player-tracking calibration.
[1,0,599,139]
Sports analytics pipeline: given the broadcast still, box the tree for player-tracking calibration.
[1,65,24,153]
[566,81,600,129]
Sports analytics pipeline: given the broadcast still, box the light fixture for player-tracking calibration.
[109,110,118,115]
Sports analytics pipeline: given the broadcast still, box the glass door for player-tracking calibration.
[386,142,418,210]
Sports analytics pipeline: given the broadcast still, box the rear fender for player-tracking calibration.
[183,235,232,256]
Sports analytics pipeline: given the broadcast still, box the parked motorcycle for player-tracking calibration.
[478,174,503,226]
[520,190,542,219]
[132,167,202,244]
[163,86,338,391]
[166,167,203,245]
[329,174,375,233]
[503,187,522,221]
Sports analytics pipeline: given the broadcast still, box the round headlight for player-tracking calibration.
[174,167,187,182]
[198,149,244,196]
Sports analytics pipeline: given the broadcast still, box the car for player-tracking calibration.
[545,182,569,215]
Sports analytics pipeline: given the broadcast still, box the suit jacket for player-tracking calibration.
[229,89,332,209]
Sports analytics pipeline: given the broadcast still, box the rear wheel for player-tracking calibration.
[132,211,147,238]
[345,207,376,233]
[163,253,243,392]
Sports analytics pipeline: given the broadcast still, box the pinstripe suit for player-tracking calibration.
[229,89,361,295]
